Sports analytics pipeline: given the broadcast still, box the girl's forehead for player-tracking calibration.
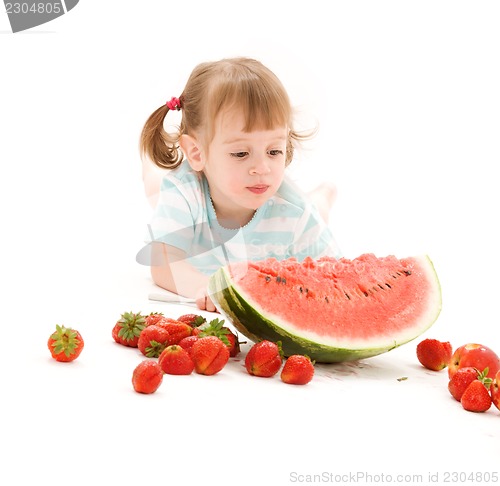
[215,108,287,138]
[216,109,251,132]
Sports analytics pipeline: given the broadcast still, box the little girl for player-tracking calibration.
[140,57,340,311]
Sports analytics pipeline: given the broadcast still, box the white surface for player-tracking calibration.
[1,2,500,485]
[5,264,500,486]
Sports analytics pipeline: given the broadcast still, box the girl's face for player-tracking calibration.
[200,109,288,226]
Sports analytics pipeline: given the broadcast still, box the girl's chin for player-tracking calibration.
[230,188,277,211]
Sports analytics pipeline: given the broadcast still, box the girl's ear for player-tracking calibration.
[179,134,204,171]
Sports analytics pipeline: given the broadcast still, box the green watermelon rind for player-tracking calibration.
[208,256,442,363]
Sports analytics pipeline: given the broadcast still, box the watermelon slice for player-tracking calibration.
[208,254,442,363]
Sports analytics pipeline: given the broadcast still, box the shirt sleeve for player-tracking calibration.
[147,174,197,253]
[278,176,342,260]
[289,201,342,260]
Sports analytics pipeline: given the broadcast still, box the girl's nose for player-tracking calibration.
[249,157,271,175]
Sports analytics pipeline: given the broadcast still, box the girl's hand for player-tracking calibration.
[195,287,217,312]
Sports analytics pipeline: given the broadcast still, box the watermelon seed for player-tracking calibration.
[265,276,271,282]
[344,292,351,300]
[403,270,412,276]
[378,284,385,290]
[276,276,281,283]
[325,296,329,303]
[299,287,303,293]
[385,283,392,289]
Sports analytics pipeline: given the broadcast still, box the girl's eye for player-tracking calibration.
[269,149,284,156]
[230,152,249,158]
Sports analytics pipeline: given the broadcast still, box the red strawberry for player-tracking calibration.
[178,335,199,355]
[137,325,170,358]
[491,370,500,411]
[144,312,164,327]
[416,338,452,371]
[225,330,241,357]
[177,313,207,328]
[158,345,195,375]
[245,340,283,377]
[156,317,192,344]
[48,325,84,362]
[461,379,492,413]
[198,318,242,357]
[447,366,479,401]
[190,336,230,375]
[281,355,315,385]
[132,360,163,394]
[112,311,146,348]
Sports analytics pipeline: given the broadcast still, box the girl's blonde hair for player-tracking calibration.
[140,57,314,169]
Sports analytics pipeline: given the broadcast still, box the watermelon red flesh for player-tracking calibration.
[208,254,442,363]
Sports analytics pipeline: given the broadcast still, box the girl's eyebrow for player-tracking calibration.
[222,134,287,145]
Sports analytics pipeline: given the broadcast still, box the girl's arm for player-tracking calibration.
[149,242,216,311]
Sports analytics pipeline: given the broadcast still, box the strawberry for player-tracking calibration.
[132,360,163,394]
[198,318,242,357]
[178,335,199,355]
[416,338,452,371]
[156,317,192,344]
[112,311,146,348]
[190,336,230,375]
[177,313,207,328]
[137,325,170,358]
[158,345,195,375]
[448,366,479,401]
[491,370,500,411]
[245,340,283,377]
[281,355,315,385]
[48,325,84,362]
[461,379,492,413]
[225,330,241,357]
[144,312,164,327]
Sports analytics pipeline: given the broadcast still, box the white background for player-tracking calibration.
[1,2,499,485]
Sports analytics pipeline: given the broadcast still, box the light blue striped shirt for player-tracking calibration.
[148,160,341,275]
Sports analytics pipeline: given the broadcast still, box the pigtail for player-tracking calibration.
[139,104,183,169]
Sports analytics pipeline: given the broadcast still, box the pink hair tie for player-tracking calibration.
[166,97,182,111]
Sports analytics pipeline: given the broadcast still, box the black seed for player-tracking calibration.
[386,283,392,289]
[282,278,286,285]
[265,276,271,282]
[403,270,412,276]
[345,292,351,300]
[378,284,385,290]
[276,276,281,283]
[299,287,303,293]
[325,296,329,303]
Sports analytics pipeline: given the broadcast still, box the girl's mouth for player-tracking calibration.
[247,185,269,195]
